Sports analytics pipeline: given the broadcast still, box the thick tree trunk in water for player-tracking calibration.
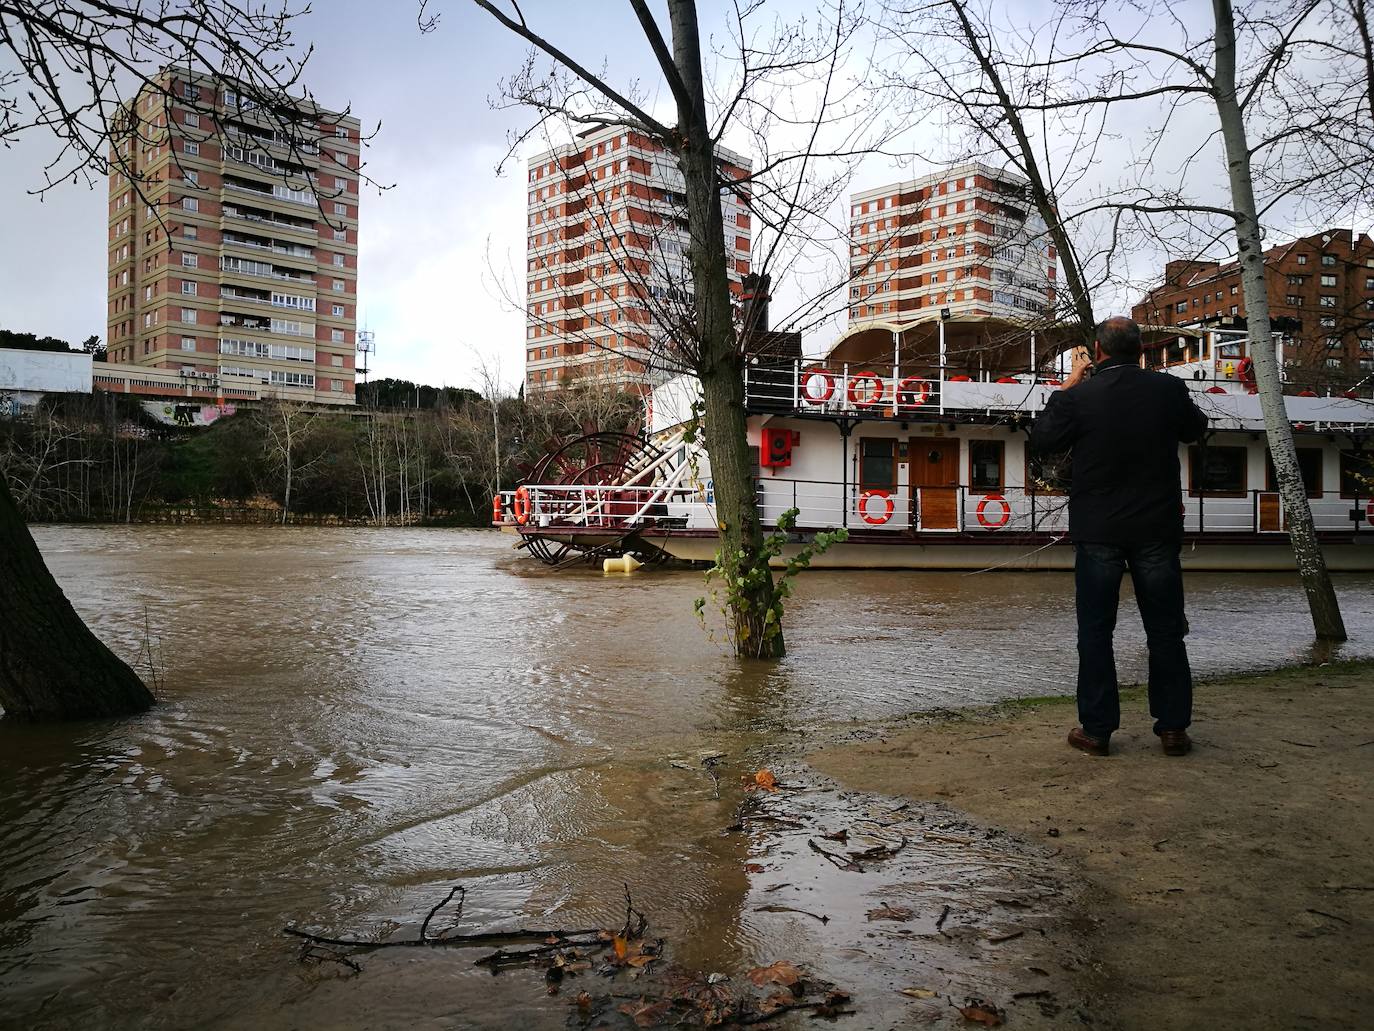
[1212,0,1346,640]
[0,478,155,720]
[668,0,782,658]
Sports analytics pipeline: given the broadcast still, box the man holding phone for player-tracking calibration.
[1031,316,1209,757]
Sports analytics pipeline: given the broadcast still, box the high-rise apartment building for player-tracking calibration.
[524,125,752,394]
[106,68,361,405]
[847,163,1057,324]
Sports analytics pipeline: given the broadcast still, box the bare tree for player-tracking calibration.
[257,396,323,523]
[462,0,892,658]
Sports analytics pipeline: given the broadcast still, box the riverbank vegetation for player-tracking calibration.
[0,385,639,526]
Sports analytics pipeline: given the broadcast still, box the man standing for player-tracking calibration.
[1031,316,1208,757]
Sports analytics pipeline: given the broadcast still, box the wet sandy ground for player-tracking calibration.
[811,661,1374,1029]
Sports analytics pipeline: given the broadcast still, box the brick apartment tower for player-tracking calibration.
[524,125,752,394]
[106,68,361,404]
[1131,229,1374,380]
[847,162,1058,324]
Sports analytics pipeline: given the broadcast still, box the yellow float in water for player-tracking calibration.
[602,553,643,574]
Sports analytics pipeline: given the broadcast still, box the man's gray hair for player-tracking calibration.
[1096,316,1142,360]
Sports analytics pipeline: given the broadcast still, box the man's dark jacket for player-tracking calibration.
[1030,357,1208,544]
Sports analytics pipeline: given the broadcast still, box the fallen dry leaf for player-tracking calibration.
[619,998,673,1028]
[744,863,766,874]
[746,960,802,987]
[958,998,1005,1026]
[575,990,593,1012]
[760,992,795,1013]
[746,769,778,791]
[613,936,629,961]
[899,987,938,999]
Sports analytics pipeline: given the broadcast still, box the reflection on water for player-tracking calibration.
[2,526,1371,1027]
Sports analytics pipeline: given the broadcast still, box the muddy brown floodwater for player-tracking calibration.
[2,526,1372,1029]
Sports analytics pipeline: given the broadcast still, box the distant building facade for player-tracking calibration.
[524,125,752,394]
[1131,229,1374,379]
[105,67,361,405]
[847,163,1058,324]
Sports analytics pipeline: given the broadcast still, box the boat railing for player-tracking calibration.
[498,480,1371,537]
[742,359,1374,420]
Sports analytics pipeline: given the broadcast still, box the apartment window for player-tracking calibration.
[1320,274,1337,287]
[969,440,1005,493]
[184,141,199,156]
[330,329,344,342]
[143,313,152,328]
[332,279,344,292]
[185,170,199,186]
[1319,295,1336,307]
[183,225,197,239]
[1321,253,1336,266]
[332,254,345,267]
[1230,305,1239,315]
[181,281,196,296]
[331,355,343,367]
[181,307,196,323]
[333,228,347,241]
[1287,274,1305,285]
[1285,294,1302,305]
[331,304,344,316]
[181,253,197,267]
[183,83,200,101]
[1189,445,1247,496]
[1175,300,1188,313]
[144,285,152,301]
[182,197,198,212]
[331,380,343,392]
[333,202,347,215]
[1321,316,1336,328]
[180,336,196,351]
[1296,254,1308,265]
[1230,284,1239,295]
[335,127,349,138]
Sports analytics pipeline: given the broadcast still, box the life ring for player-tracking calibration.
[800,368,836,405]
[1236,356,1255,387]
[491,494,504,524]
[896,377,930,408]
[847,371,884,407]
[513,486,532,526]
[976,494,1011,529]
[858,490,894,525]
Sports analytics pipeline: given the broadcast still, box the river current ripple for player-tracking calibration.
[2,526,1371,1027]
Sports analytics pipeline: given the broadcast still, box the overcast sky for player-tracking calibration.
[0,1,1364,392]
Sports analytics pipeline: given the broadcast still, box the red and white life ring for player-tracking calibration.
[858,490,894,525]
[976,494,1011,529]
[896,377,931,408]
[800,368,836,405]
[491,494,504,525]
[513,486,533,526]
[847,372,885,407]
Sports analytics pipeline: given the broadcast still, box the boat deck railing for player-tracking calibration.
[496,480,1372,538]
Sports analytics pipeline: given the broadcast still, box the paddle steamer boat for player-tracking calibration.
[495,317,1374,570]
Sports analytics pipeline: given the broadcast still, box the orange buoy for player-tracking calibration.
[513,486,533,526]
[976,494,1011,529]
[858,490,894,525]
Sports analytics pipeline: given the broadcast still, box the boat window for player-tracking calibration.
[859,438,895,490]
[1265,448,1323,498]
[1188,445,1247,496]
[1339,450,1374,497]
[969,439,1004,493]
[1026,450,1069,494]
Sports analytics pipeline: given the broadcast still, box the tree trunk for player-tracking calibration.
[669,0,782,658]
[0,477,155,721]
[1212,0,1347,640]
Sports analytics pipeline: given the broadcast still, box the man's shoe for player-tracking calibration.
[1159,730,1192,756]
[1068,727,1109,756]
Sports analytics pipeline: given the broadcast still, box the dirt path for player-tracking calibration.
[809,661,1374,1029]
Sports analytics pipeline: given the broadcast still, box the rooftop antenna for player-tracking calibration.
[357,328,375,385]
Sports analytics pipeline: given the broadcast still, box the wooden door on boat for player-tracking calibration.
[910,439,960,530]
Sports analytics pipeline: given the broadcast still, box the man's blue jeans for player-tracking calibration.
[1074,540,1193,741]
